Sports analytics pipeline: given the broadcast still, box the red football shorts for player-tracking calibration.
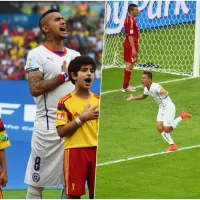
[0,171,3,199]
[124,39,139,63]
[0,188,3,199]
[63,147,97,196]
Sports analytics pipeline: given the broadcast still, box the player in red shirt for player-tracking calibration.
[122,4,139,92]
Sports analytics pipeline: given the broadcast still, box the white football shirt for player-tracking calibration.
[25,44,80,130]
[143,82,173,107]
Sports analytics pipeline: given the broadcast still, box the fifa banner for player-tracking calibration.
[0,80,100,189]
[106,1,196,34]
[0,14,40,29]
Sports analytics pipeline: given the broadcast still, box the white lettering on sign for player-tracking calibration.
[106,1,191,34]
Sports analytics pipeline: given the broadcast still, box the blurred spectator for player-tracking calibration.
[1,20,9,36]
[51,2,60,12]
[32,3,39,14]
[0,1,103,80]
[76,2,89,16]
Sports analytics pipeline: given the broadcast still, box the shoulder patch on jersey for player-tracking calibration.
[56,112,66,120]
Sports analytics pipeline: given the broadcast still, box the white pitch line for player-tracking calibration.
[97,144,200,167]
[101,76,196,95]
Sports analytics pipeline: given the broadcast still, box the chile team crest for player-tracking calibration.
[32,172,40,182]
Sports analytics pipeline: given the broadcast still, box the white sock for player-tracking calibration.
[26,191,41,199]
[172,116,182,129]
[61,188,67,199]
[26,185,43,199]
[161,132,174,145]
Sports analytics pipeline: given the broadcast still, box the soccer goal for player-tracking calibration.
[103,1,200,77]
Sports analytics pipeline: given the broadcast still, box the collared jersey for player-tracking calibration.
[24,44,81,131]
[56,92,100,149]
[143,83,173,107]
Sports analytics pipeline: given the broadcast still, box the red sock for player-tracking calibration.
[123,69,131,89]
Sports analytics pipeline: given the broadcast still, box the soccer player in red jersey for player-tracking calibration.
[122,4,139,92]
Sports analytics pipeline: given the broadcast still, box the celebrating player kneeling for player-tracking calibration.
[126,71,192,151]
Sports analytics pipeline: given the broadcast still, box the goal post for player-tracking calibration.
[103,1,200,77]
[193,0,200,77]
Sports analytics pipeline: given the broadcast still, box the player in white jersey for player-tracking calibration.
[126,71,192,151]
[24,9,80,199]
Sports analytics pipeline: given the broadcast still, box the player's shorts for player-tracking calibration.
[63,147,97,196]
[157,102,176,127]
[124,39,139,63]
[24,129,64,187]
[0,188,3,199]
[0,171,3,199]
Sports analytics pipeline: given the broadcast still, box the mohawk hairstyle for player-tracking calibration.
[39,9,58,33]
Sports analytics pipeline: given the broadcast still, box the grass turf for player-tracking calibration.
[95,68,200,198]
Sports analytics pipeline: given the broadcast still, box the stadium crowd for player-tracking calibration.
[0,2,103,80]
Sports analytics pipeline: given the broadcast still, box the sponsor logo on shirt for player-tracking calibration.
[72,183,75,191]
[47,57,54,62]
[57,113,65,120]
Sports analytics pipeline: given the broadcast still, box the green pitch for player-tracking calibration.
[3,189,60,199]
[3,189,88,199]
[103,22,195,75]
[95,68,200,198]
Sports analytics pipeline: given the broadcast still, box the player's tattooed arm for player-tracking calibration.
[28,71,63,97]
[160,89,168,97]
[126,94,148,101]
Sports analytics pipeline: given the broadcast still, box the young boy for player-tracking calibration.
[56,55,99,199]
[0,118,11,198]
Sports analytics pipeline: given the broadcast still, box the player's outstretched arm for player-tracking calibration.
[0,149,8,187]
[126,93,148,101]
[57,104,99,137]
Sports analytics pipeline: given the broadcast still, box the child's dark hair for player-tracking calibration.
[68,55,96,85]
[143,71,152,79]
[128,4,138,13]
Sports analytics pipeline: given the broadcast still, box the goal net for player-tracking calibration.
[103,1,199,76]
